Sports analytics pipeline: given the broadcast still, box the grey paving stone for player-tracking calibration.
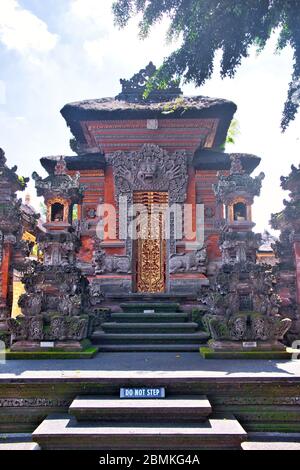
[242,441,300,450]
[0,442,40,450]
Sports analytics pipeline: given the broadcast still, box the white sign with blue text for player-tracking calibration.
[120,387,165,399]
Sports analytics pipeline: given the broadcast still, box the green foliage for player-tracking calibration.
[191,308,205,328]
[31,243,38,258]
[72,204,78,221]
[113,0,300,130]
[17,176,26,188]
[226,119,240,146]
[219,118,240,150]
[39,202,46,218]
[161,96,187,114]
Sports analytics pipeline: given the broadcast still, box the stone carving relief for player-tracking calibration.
[94,246,131,274]
[203,312,292,342]
[116,61,182,103]
[0,398,70,408]
[169,247,207,274]
[109,144,188,204]
[8,313,88,342]
[88,281,104,306]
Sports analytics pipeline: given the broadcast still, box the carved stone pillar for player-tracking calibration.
[202,155,292,351]
[0,148,30,331]
[294,238,300,305]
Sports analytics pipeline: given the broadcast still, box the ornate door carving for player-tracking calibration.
[133,191,168,293]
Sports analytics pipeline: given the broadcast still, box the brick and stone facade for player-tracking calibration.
[39,64,261,300]
[0,148,37,335]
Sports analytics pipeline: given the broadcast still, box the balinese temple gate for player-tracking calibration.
[41,63,260,299]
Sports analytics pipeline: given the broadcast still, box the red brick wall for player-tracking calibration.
[195,170,225,260]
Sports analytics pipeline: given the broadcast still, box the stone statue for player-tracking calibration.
[94,247,131,274]
[88,282,104,306]
[169,247,207,274]
[18,292,43,316]
[59,294,81,316]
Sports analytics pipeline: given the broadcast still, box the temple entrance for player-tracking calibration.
[133,191,168,293]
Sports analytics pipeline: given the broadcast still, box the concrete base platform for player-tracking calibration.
[33,413,246,450]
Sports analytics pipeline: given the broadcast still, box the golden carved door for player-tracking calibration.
[133,191,168,293]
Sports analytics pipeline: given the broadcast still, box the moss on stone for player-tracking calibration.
[191,308,205,328]
[200,346,292,360]
[246,422,300,432]
[0,332,10,348]
[4,346,98,360]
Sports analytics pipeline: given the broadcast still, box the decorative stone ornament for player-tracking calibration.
[0,148,33,328]
[270,162,300,343]
[8,157,91,352]
[214,154,265,207]
[109,143,188,204]
[201,155,292,351]
[115,62,182,103]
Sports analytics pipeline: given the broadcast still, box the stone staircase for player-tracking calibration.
[32,394,247,450]
[92,302,209,352]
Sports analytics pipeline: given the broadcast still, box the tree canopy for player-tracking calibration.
[112,0,300,131]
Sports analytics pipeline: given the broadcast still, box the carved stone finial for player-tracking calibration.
[54,156,67,176]
[0,148,6,166]
[115,62,182,103]
[230,154,244,175]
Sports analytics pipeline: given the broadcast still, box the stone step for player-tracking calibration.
[33,414,247,450]
[111,312,189,323]
[69,395,212,422]
[97,343,202,352]
[92,331,209,345]
[101,322,198,334]
[120,302,180,313]
[107,293,198,302]
[0,442,40,450]
[247,431,300,442]
[242,441,300,450]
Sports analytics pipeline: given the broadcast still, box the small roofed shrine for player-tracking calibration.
[201,155,292,353]
[8,158,91,352]
[40,62,261,302]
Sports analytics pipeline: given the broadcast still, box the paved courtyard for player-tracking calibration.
[0,352,300,379]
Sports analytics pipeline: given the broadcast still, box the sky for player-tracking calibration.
[0,0,300,233]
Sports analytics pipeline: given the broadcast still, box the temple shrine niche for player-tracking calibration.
[201,155,292,352]
[8,157,91,352]
[38,62,261,303]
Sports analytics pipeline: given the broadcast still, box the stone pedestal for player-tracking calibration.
[208,339,287,351]
[10,340,84,352]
